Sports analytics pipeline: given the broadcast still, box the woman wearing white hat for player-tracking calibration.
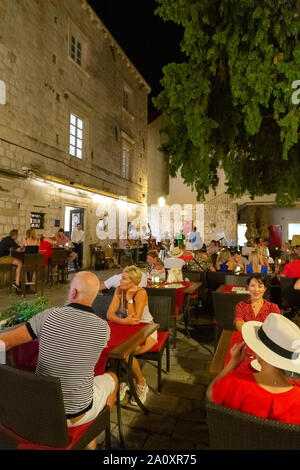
[207,313,300,424]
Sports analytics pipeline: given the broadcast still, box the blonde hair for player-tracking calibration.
[216,249,231,264]
[123,265,142,285]
[26,228,38,240]
[248,250,263,273]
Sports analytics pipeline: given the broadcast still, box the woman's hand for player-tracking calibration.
[228,342,247,368]
[126,285,140,301]
[123,315,140,325]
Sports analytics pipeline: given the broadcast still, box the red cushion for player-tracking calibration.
[1,420,94,450]
[147,331,169,353]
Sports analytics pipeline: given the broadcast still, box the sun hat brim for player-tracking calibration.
[242,320,300,374]
[171,250,183,257]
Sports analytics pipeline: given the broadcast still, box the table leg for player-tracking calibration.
[127,353,149,415]
[183,295,192,338]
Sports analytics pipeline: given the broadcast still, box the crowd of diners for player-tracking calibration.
[0,226,84,292]
[2,226,300,446]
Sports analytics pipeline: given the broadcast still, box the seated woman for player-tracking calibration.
[235,274,280,332]
[207,313,300,425]
[216,249,235,272]
[187,251,216,272]
[23,228,40,252]
[106,265,157,405]
[246,250,268,275]
[38,235,54,266]
[146,249,166,282]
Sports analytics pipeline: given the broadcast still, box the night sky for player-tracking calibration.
[87,0,185,116]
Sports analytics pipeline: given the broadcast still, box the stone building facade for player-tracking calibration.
[0,0,149,265]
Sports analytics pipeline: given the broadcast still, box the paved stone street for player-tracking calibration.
[0,269,215,450]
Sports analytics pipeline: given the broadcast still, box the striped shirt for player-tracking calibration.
[26,303,110,416]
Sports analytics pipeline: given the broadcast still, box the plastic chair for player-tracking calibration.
[206,401,300,450]
[138,290,173,393]
[146,287,177,348]
[0,364,110,450]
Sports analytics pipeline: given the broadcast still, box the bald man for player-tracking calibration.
[0,271,117,447]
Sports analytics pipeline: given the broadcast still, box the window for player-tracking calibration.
[69,113,83,159]
[70,35,82,66]
[121,146,131,180]
[288,223,300,241]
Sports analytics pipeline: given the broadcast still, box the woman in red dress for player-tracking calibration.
[207,313,300,425]
[38,235,53,266]
[235,274,280,332]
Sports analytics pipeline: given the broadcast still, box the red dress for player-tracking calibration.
[213,370,300,424]
[235,299,280,324]
[39,240,53,265]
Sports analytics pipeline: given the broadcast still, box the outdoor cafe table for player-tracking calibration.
[8,321,159,449]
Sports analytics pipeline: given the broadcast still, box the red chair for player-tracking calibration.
[0,365,110,450]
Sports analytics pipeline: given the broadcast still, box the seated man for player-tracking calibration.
[0,229,23,291]
[99,256,147,291]
[54,228,78,265]
[207,314,300,425]
[281,253,300,277]
[0,271,118,450]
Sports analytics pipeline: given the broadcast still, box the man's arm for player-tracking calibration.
[0,324,34,351]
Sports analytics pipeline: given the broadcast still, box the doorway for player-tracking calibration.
[64,206,84,238]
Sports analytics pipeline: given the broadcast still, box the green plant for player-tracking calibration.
[0,296,51,328]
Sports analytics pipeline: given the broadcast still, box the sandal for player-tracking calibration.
[119,382,129,401]
[130,381,149,406]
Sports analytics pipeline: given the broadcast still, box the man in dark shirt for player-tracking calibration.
[0,229,23,290]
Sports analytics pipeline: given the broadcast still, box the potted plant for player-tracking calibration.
[0,297,51,371]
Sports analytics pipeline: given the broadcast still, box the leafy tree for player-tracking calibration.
[153,0,300,204]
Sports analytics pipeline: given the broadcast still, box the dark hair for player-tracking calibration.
[290,253,300,261]
[247,274,268,288]
[58,228,64,233]
[9,229,18,237]
[233,250,241,256]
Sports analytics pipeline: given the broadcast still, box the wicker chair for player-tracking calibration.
[0,364,110,450]
[206,401,300,450]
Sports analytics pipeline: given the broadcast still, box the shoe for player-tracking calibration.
[119,382,129,401]
[12,281,22,292]
[130,381,149,406]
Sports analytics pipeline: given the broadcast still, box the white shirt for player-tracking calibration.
[104,272,147,289]
[189,231,203,250]
[164,257,185,269]
[71,229,85,243]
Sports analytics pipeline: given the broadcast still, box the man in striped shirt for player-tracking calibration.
[0,271,118,448]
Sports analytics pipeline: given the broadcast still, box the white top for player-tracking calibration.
[164,257,185,269]
[104,272,147,289]
[189,231,203,250]
[71,229,85,243]
[242,246,255,256]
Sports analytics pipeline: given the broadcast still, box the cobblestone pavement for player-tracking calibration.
[0,268,215,450]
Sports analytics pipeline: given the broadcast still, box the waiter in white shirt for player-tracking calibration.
[71,223,85,270]
[189,227,203,251]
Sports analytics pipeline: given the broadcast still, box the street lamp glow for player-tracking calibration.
[158,197,165,207]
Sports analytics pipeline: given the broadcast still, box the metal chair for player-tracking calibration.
[206,401,300,450]
[139,290,173,393]
[0,364,110,450]
[212,290,249,349]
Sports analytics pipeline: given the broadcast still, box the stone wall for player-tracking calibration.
[0,0,149,209]
[204,194,237,245]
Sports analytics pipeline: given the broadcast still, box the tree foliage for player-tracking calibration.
[153,0,300,204]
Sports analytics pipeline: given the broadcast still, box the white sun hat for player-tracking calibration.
[242,313,300,373]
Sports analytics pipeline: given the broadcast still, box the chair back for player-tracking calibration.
[206,401,300,450]
[224,274,251,286]
[212,291,248,331]
[207,272,227,292]
[0,365,69,448]
[182,270,206,283]
[92,294,114,320]
[50,250,68,265]
[146,287,176,331]
[23,253,44,267]
[280,277,300,309]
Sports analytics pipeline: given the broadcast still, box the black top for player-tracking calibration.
[0,236,18,257]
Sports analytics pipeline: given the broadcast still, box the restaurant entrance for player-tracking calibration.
[64,206,84,238]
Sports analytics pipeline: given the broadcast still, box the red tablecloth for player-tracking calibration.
[159,281,196,310]
[10,322,148,377]
[219,285,249,294]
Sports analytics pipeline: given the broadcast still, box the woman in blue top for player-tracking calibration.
[216,249,235,272]
[246,250,268,275]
